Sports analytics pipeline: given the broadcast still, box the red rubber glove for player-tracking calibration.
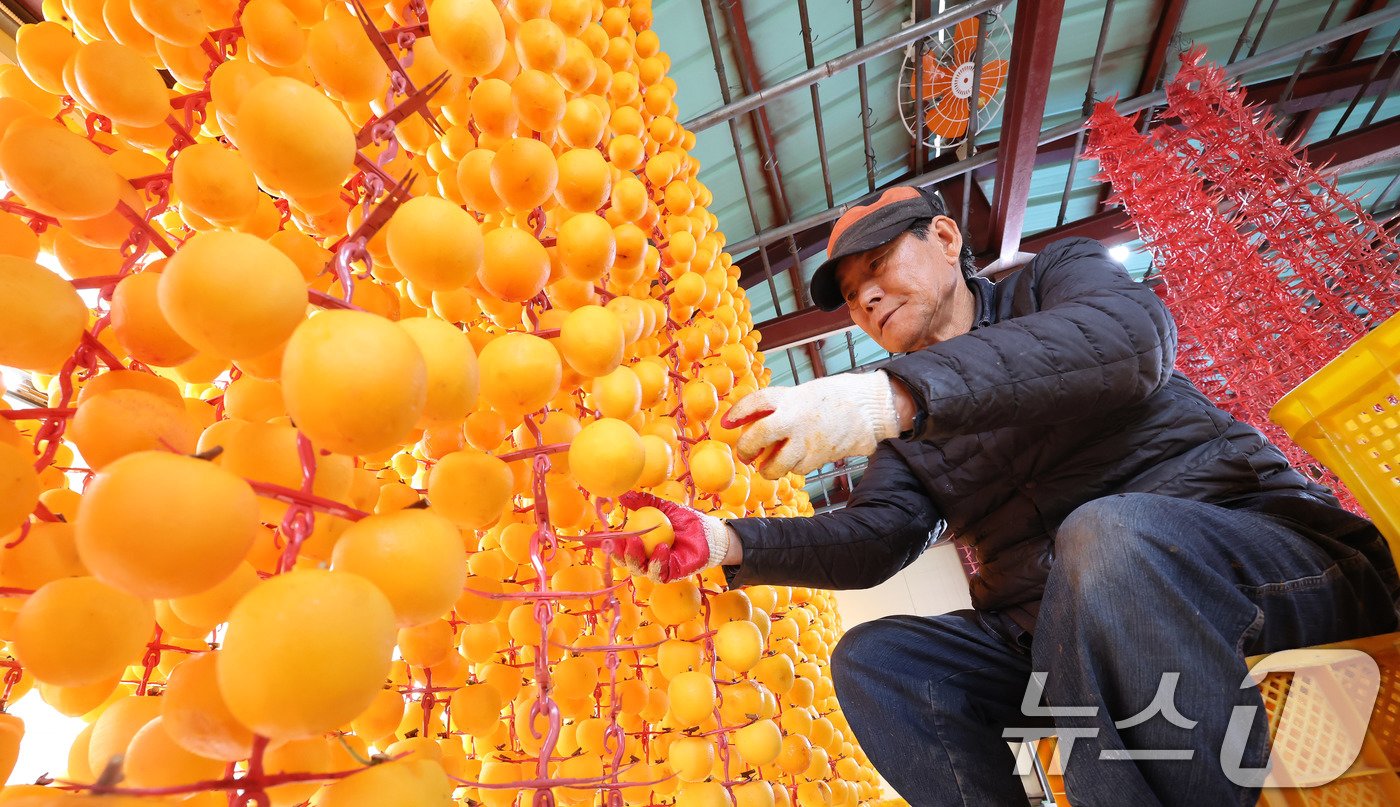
[613,491,732,583]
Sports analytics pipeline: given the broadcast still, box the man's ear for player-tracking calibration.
[931,215,962,264]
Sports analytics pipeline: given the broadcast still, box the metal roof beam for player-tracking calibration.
[721,0,825,377]
[756,307,859,353]
[1094,0,1188,210]
[989,0,1065,264]
[722,0,796,234]
[697,0,787,318]
[1024,52,1397,162]
[947,170,996,255]
[1281,0,1389,146]
[1136,0,1191,97]
[755,115,1400,353]
[0,0,40,25]
[1304,116,1400,175]
[1250,54,1398,111]
[1001,116,1400,258]
[681,0,1003,134]
[736,225,830,289]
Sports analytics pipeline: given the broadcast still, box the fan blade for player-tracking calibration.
[953,16,980,66]
[977,59,1009,106]
[930,61,954,99]
[909,52,934,101]
[924,96,969,139]
[910,55,954,102]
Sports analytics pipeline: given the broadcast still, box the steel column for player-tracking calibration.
[989,0,1065,264]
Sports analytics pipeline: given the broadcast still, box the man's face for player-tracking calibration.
[834,216,973,353]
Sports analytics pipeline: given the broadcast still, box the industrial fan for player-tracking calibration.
[898,13,1010,148]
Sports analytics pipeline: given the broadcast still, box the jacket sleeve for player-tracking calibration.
[883,237,1178,440]
[722,442,941,590]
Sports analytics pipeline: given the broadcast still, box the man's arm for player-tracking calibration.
[884,237,1178,440]
[723,442,940,590]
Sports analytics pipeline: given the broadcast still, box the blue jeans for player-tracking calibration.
[831,492,1400,807]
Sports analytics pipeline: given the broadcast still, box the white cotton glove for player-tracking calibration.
[723,370,902,480]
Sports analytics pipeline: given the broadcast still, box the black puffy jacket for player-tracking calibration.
[726,238,1400,645]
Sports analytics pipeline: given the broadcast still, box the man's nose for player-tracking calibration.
[859,286,882,312]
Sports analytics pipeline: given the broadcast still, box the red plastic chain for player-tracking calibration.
[1085,49,1400,515]
[275,432,319,573]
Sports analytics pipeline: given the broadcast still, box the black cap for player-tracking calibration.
[809,185,948,311]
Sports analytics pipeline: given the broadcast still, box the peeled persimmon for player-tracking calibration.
[558,305,624,377]
[456,148,506,214]
[567,418,644,498]
[478,226,551,303]
[628,505,674,555]
[469,78,517,138]
[689,440,735,495]
[12,576,153,687]
[171,142,260,226]
[15,21,79,96]
[281,310,428,456]
[589,365,642,420]
[667,671,717,729]
[0,256,86,373]
[236,77,355,198]
[315,757,454,807]
[76,450,258,599]
[555,148,611,213]
[0,120,124,221]
[427,450,512,530]
[68,388,201,470]
[476,332,561,418]
[386,196,483,292]
[130,0,207,47]
[511,68,566,132]
[87,694,164,777]
[109,272,197,366]
[0,521,86,591]
[158,231,306,361]
[560,97,606,148]
[432,0,507,78]
[161,652,254,762]
[649,579,701,626]
[0,713,21,786]
[168,561,259,634]
[123,716,226,789]
[240,0,306,68]
[489,137,557,212]
[557,213,616,282]
[218,569,397,740]
[306,10,388,103]
[330,509,468,627]
[73,40,169,127]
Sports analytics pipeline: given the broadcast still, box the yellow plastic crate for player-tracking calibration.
[1249,633,1400,806]
[1038,632,1400,807]
[1270,312,1400,552]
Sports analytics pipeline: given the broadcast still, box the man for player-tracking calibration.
[616,185,1400,806]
